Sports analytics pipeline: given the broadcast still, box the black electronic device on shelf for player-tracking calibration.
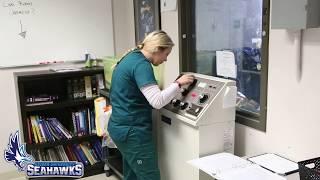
[15,67,106,179]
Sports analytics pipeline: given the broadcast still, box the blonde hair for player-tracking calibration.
[117,30,174,64]
[139,30,174,53]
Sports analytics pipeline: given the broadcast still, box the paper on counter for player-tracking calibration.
[187,152,251,177]
[217,164,286,180]
[188,152,286,180]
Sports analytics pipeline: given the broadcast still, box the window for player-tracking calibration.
[179,0,270,131]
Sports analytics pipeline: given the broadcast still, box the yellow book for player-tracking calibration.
[30,116,39,143]
[31,116,43,143]
[79,144,95,165]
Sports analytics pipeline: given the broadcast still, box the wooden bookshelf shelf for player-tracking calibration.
[26,134,101,150]
[24,98,95,112]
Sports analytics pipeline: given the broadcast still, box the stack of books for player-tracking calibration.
[27,116,72,144]
[71,108,96,137]
[67,74,105,100]
[30,140,103,166]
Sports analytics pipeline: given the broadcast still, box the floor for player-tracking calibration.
[82,173,119,180]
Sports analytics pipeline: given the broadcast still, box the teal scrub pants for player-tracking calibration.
[112,128,160,180]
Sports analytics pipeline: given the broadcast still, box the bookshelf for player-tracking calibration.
[15,67,106,178]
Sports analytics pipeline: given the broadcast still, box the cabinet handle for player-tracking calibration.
[161,115,171,125]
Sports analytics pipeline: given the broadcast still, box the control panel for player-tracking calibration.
[164,73,225,121]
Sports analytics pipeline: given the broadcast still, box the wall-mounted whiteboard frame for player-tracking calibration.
[0,0,114,67]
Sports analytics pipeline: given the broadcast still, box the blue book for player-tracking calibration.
[39,118,53,142]
[71,112,78,136]
[48,119,66,139]
[79,110,86,136]
[85,142,100,162]
[69,145,82,163]
[75,112,81,136]
[87,108,91,135]
[92,141,102,160]
[90,110,96,134]
[83,109,88,135]
[45,120,60,140]
[73,144,89,166]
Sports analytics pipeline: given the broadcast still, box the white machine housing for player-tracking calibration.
[157,73,236,180]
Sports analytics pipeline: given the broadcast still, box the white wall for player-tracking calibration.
[0,0,135,177]
[161,9,180,87]
[112,0,135,56]
[235,29,320,161]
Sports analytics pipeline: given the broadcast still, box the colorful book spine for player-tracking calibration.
[87,108,91,134]
[73,144,89,166]
[72,112,78,136]
[65,146,77,161]
[90,110,96,134]
[26,118,33,144]
[50,118,72,139]
[31,116,43,143]
[48,119,66,139]
[75,112,81,136]
[30,117,39,143]
[92,141,102,160]
[79,144,95,165]
[84,76,92,98]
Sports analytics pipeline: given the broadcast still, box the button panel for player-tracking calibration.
[164,75,224,120]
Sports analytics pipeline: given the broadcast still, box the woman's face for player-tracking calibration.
[152,47,172,66]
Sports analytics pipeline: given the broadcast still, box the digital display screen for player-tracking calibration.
[198,82,207,88]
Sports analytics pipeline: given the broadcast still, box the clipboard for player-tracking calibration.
[248,153,299,176]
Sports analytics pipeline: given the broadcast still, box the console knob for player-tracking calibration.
[179,102,189,110]
[181,88,189,96]
[172,99,181,107]
[199,94,209,103]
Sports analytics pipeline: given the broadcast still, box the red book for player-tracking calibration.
[26,117,33,144]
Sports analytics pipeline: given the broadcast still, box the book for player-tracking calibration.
[70,145,82,163]
[71,112,78,135]
[92,140,102,160]
[26,101,53,106]
[73,144,90,166]
[84,76,93,98]
[90,110,96,134]
[66,145,78,162]
[30,118,39,143]
[91,76,98,97]
[31,116,43,143]
[96,74,105,94]
[79,144,95,165]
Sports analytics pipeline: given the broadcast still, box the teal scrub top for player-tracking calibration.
[108,50,157,142]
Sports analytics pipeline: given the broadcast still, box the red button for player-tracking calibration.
[191,93,197,97]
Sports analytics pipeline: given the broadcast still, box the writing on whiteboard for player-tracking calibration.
[2,1,35,16]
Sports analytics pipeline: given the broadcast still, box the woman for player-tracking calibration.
[108,30,194,180]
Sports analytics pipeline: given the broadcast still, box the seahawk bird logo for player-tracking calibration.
[4,131,34,171]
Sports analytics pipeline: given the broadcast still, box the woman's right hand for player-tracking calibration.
[176,74,195,86]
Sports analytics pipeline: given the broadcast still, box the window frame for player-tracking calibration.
[178,0,270,132]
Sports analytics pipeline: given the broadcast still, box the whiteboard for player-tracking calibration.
[0,0,114,67]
